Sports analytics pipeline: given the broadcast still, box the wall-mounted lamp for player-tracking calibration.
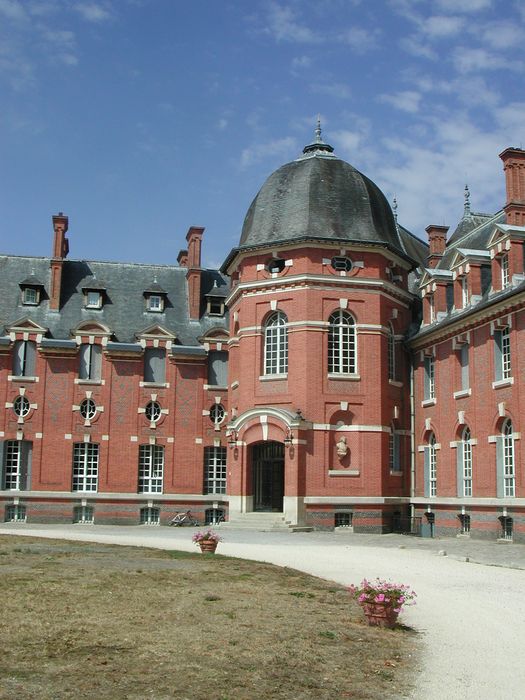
[284,428,293,447]
[228,430,238,449]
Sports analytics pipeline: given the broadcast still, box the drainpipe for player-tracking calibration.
[409,354,416,519]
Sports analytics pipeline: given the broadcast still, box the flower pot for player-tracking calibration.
[199,540,218,553]
[360,601,399,628]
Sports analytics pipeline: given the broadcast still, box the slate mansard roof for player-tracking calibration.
[224,133,415,269]
[0,255,229,345]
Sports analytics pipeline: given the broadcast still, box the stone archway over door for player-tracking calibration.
[252,442,284,512]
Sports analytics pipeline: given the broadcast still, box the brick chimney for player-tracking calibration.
[177,249,188,267]
[426,225,449,268]
[49,212,69,311]
[500,147,525,226]
[186,226,204,319]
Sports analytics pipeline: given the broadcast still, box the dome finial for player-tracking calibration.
[315,115,322,143]
[464,184,471,218]
[392,195,398,226]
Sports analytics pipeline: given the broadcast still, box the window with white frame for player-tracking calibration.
[79,398,97,421]
[501,253,510,289]
[424,433,437,497]
[147,295,163,312]
[138,444,164,493]
[335,512,353,528]
[210,404,225,427]
[72,443,99,492]
[459,343,469,391]
[328,310,356,375]
[424,355,435,400]
[462,427,472,497]
[502,420,515,497]
[144,348,166,383]
[85,291,102,309]
[22,287,39,305]
[145,400,162,423]
[205,507,225,525]
[387,323,395,381]
[79,344,102,381]
[264,311,288,375]
[13,396,30,419]
[461,276,469,308]
[2,440,31,490]
[428,295,435,323]
[140,506,160,525]
[13,340,36,377]
[500,516,513,541]
[73,505,94,523]
[204,446,227,494]
[5,504,26,522]
[494,327,511,381]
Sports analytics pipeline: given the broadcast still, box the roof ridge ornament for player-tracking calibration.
[301,117,335,157]
[392,196,399,232]
[464,184,471,218]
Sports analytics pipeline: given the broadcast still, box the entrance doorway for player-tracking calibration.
[252,442,284,512]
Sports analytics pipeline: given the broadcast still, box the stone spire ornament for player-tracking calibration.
[464,184,471,218]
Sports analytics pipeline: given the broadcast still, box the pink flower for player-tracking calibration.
[375,593,385,602]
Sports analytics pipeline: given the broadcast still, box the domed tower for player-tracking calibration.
[222,124,417,530]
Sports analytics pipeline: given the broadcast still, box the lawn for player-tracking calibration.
[0,536,418,699]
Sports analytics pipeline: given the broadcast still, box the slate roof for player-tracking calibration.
[0,255,229,345]
[236,146,412,263]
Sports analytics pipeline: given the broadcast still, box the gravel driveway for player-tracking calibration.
[2,524,524,699]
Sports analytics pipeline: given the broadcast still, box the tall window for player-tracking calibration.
[328,310,356,374]
[501,253,509,289]
[389,426,401,472]
[79,344,102,381]
[428,295,435,323]
[502,420,515,497]
[459,344,469,391]
[13,340,36,377]
[461,427,472,497]
[72,443,99,492]
[208,350,228,386]
[424,356,435,400]
[494,327,511,381]
[204,446,227,494]
[387,324,395,381]
[138,445,164,493]
[264,311,288,375]
[424,433,437,497]
[2,440,31,490]
[144,348,166,384]
[461,276,469,308]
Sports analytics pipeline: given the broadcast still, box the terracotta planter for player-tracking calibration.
[360,601,399,628]
[198,540,218,553]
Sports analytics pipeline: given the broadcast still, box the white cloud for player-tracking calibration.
[0,0,27,21]
[240,136,297,168]
[480,20,522,50]
[453,47,521,74]
[436,0,492,12]
[380,90,421,113]
[311,82,351,99]
[331,129,362,157]
[265,3,320,43]
[74,2,112,23]
[339,26,380,53]
[291,55,311,72]
[421,14,464,38]
[217,118,228,130]
[399,36,437,60]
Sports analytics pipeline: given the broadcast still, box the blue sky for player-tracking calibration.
[1,0,524,268]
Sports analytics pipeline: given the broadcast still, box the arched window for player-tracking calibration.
[328,310,356,374]
[502,419,515,497]
[424,432,437,497]
[461,427,472,497]
[387,323,395,381]
[264,311,288,375]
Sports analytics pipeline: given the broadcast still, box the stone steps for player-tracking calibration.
[220,512,312,532]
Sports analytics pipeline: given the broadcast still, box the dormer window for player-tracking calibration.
[461,276,469,308]
[266,258,285,274]
[429,295,435,323]
[331,256,353,272]
[19,274,44,306]
[143,280,167,313]
[86,291,102,309]
[148,295,164,312]
[23,287,39,305]
[501,253,510,288]
[208,298,224,316]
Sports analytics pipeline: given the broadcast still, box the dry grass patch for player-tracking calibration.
[0,536,418,700]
